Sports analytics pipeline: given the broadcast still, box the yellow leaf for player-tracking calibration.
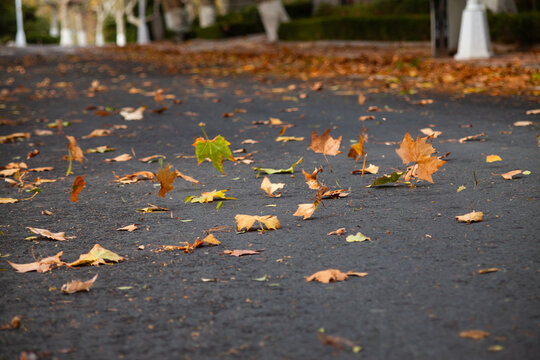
[486,155,502,163]
[459,330,490,340]
[202,234,220,246]
[235,214,281,231]
[456,211,484,223]
[68,244,124,267]
[260,176,284,197]
[293,203,317,220]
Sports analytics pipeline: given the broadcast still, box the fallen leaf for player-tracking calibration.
[155,163,177,197]
[105,153,132,163]
[136,203,169,212]
[486,155,502,163]
[202,234,220,246]
[67,244,124,267]
[139,154,166,163]
[116,224,138,232]
[458,132,486,143]
[358,115,375,121]
[154,89,164,104]
[26,227,75,241]
[120,106,146,120]
[61,274,98,294]
[308,128,342,156]
[241,139,259,144]
[358,94,366,105]
[253,157,303,174]
[420,128,442,138]
[367,171,405,187]
[459,330,490,340]
[526,109,540,115]
[494,170,522,180]
[86,145,115,153]
[513,120,533,126]
[456,210,484,223]
[235,214,281,231]
[352,164,379,175]
[70,175,85,202]
[321,189,349,199]
[327,228,346,236]
[293,203,318,220]
[26,149,39,159]
[318,333,361,352]
[186,189,236,203]
[305,269,348,283]
[261,176,284,197]
[0,193,38,204]
[347,135,364,161]
[81,129,112,139]
[478,268,499,274]
[8,251,64,273]
[28,167,53,172]
[223,249,262,257]
[66,135,84,163]
[0,316,21,330]
[346,232,370,242]
[416,99,434,105]
[114,171,154,184]
[457,185,466,192]
[34,129,53,136]
[395,131,445,183]
[302,167,323,189]
[175,170,200,184]
[193,134,236,174]
[0,132,30,144]
[275,136,304,142]
[311,82,323,91]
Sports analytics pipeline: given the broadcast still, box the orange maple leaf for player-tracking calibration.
[302,167,323,189]
[71,175,85,202]
[347,135,365,161]
[308,128,342,156]
[156,163,177,197]
[395,131,445,183]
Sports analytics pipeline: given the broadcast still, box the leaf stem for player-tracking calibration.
[66,150,73,176]
[199,122,209,140]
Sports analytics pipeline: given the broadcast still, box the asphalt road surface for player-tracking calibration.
[0,47,539,360]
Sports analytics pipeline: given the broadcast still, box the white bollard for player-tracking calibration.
[257,0,290,43]
[199,6,216,28]
[455,0,492,60]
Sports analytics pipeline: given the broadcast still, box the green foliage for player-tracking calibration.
[0,3,53,44]
[104,15,137,44]
[279,15,431,41]
[314,0,429,17]
[488,12,540,45]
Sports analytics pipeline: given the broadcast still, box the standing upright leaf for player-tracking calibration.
[395,131,445,183]
[348,135,365,161]
[71,175,85,202]
[193,134,236,174]
[308,128,342,156]
[155,163,177,197]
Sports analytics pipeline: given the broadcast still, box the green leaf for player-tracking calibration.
[367,171,404,187]
[346,232,371,242]
[457,185,466,192]
[193,135,236,174]
[253,274,268,282]
[187,189,236,204]
[523,170,531,175]
[216,201,223,209]
[117,286,132,290]
[252,157,303,175]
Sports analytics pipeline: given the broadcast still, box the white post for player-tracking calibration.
[257,0,290,43]
[15,0,26,47]
[137,0,150,44]
[50,5,59,37]
[455,0,492,60]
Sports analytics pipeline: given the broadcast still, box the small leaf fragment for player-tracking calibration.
[70,175,85,202]
[61,274,98,294]
[252,157,303,175]
[478,268,499,274]
[459,330,490,340]
[327,228,346,236]
[457,185,466,192]
[116,224,138,232]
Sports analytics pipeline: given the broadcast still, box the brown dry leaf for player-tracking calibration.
[358,94,366,105]
[459,330,490,340]
[347,135,364,161]
[67,244,124,267]
[294,203,318,220]
[359,115,376,121]
[241,139,259,144]
[395,131,445,183]
[275,136,304,142]
[26,226,75,241]
[26,149,39,159]
[458,132,486,143]
[305,269,349,283]
[308,128,342,156]
[526,109,540,115]
[0,316,21,330]
[322,189,349,199]
[318,334,361,352]
[152,107,168,114]
[28,167,53,172]
[0,168,19,177]
[139,154,166,163]
[311,82,323,91]
[116,224,138,232]
[456,211,484,223]
[347,271,369,278]
[154,89,164,104]
[0,193,38,204]
[478,268,499,274]
[120,106,146,121]
[416,99,434,105]
[61,274,98,294]
[82,129,112,139]
[302,167,323,190]
[70,175,85,202]
[105,153,132,163]
[34,129,54,136]
[223,249,262,257]
[494,170,522,180]
[114,171,154,184]
[8,251,64,273]
[0,132,30,144]
[514,120,533,126]
[202,234,221,246]
[155,163,177,197]
[175,170,200,184]
[66,135,84,163]
[420,128,442,138]
[327,228,346,236]
[235,214,281,231]
[261,176,284,197]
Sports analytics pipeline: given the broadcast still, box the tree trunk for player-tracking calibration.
[257,0,290,43]
[115,10,127,46]
[60,0,73,46]
[74,7,87,46]
[152,0,164,40]
[137,0,150,44]
[95,12,105,46]
[50,5,59,37]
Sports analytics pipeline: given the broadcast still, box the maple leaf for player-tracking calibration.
[193,130,236,175]
[456,211,483,223]
[202,234,220,246]
[459,330,490,340]
[260,176,284,197]
[308,128,342,156]
[68,244,124,267]
[66,136,84,163]
[235,215,281,231]
[61,274,98,294]
[302,167,323,189]
[223,249,263,257]
[155,163,177,197]
[71,175,85,202]
[294,203,318,220]
[26,227,75,241]
[253,157,303,175]
[305,269,368,283]
[347,135,365,161]
[395,132,445,183]
[186,189,236,203]
[86,145,115,153]
[8,251,64,273]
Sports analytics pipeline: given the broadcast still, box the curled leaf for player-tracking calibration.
[8,251,64,273]
[261,176,284,197]
[235,214,281,231]
[26,227,75,241]
[456,211,484,223]
[70,175,85,202]
[61,274,98,294]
